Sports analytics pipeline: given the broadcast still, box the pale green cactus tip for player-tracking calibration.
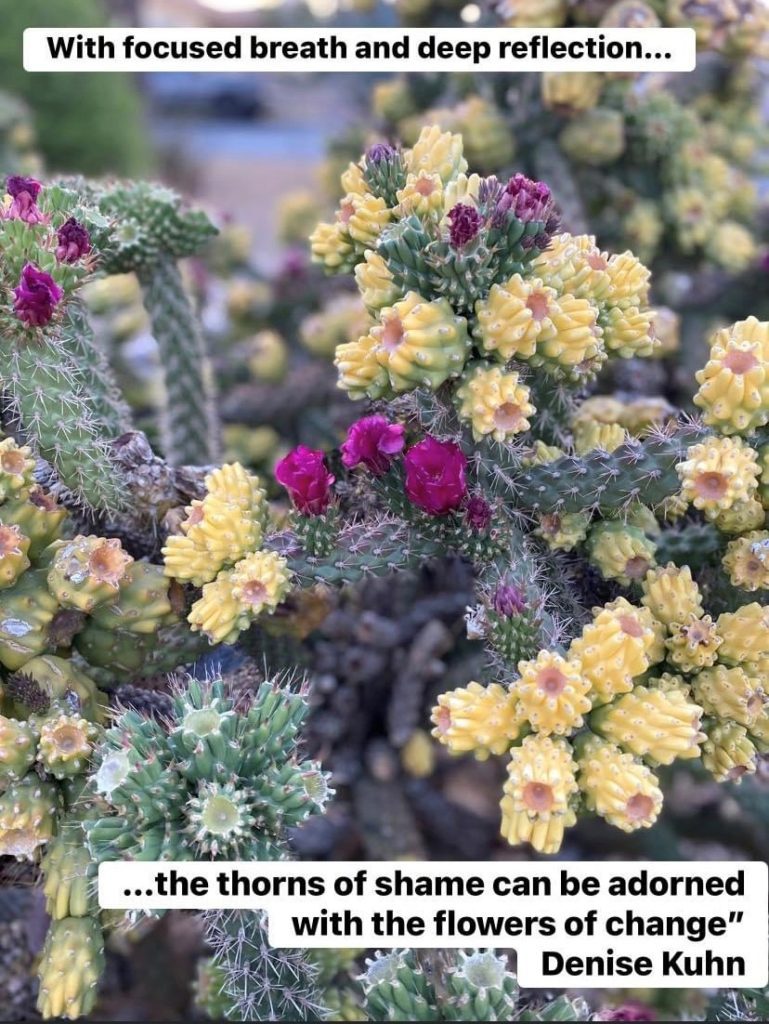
[85,672,332,865]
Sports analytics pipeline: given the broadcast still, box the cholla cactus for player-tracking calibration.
[85,675,332,864]
[0,176,131,512]
[200,911,327,1022]
[359,948,586,1021]
[85,179,220,466]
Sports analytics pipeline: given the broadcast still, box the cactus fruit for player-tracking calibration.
[0,774,59,857]
[36,916,104,1020]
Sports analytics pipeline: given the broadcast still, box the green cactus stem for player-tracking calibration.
[137,258,220,466]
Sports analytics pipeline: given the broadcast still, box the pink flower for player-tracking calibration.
[5,176,46,224]
[13,263,63,327]
[341,416,405,476]
[56,218,91,263]
[275,445,335,516]
[403,436,467,516]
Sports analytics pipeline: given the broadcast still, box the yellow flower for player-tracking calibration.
[530,233,611,302]
[334,334,390,401]
[163,532,220,587]
[716,602,769,664]
[693,664,767,729]
[475,275,564,362]
[694,317,769,435]
[723,531,769,591]
[665,614,722,673]
[707,221,757,273]
[188,551,291,645]
[713,498,766,534]
[188,574,242,644]
[677,436,760,518]
[309,220,355,273]
[340,160,367,197]
[541,72,602,113]
[641,563,704,629]
[441,172,482,215]
[370,291,470,392]
[601,305,658,359]
[396,171,444,217]
[344,193,391,249]
[455,363,535,442]
[667,188,713,252]
[568,598,654,704]
[605,251,651,310]
[184,495,263,572]
[528,294,605,377]
[513,651,592,736]
[205,463,267,519]
[354,250,398,312]
[229,550,292,615]
[534,511,591,552]
[0,437,35,499]
[431,681,522,760]
[573,421,627,456]
[702,721,757,783]
[500,0,566,27]
[406,124,467,184]
[577,734,663,832]
[590,685,704,766]
[587,523,657,586]
[572,394,627,426]
[500,735,579,854]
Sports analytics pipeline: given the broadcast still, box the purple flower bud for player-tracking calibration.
[5,175,45,225]
[447,203,483,250]
[465,495,492,531]
[55,218,92,263]
[13,263,63,327]
[494,173,560,241]
[366,142,397,165]
[275,445,335,516]
[492,583,527,617]
[341,415,405,476]
[403,437,467,516]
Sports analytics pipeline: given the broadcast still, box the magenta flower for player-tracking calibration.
[56,218,91,263]
[5,176,45,224]
[448,203,482,249]
[341,416,405,476]
[465,495,492,531]
[493,583,527,617]
[13,263,63,327]
[275,445,335,516]
[403,436,467,516]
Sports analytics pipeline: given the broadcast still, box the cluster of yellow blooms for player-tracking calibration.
[311,124,660,443]
[432,572,769,855]
[162,463,292,644]
[430,315,769,855]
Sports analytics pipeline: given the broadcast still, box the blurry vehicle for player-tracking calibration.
[146,72,265,118]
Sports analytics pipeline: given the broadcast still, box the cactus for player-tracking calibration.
[85,674,331,865]
[0,179,130,513]
[359,949,586,1022]
[91,179,220,465]
[201,910,326,1022]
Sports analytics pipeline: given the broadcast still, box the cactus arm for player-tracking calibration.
[4,339,129,514]
[137,258,220,466]
[61,301,132,439]
[507,433,695,516]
